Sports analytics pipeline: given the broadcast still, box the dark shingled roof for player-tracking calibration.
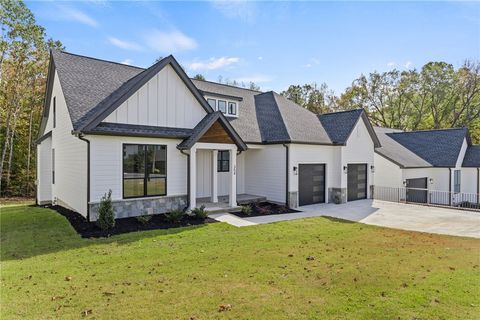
[84,122,192,139]
[319,109,363,144]
[386,128,468,167]
[462,145,480,167]
[374,127,432,168]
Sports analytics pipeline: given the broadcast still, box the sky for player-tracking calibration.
[27,1,480,94]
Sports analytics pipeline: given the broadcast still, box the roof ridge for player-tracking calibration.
[319,108,363,116]
[390,127,467,134]
[191,78,263,93]
[54,50,145,70]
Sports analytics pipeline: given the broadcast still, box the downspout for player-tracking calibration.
[77,134,90,222]
[448,168,452,206]
[283,144,289,207]
[180,149,190,210]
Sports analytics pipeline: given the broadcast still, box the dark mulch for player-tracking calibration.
[230,202,299,218]
[49,205,216,238]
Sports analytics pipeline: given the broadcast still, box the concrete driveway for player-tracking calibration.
[216,199,480,238]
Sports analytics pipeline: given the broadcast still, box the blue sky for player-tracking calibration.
[27,1,479,93]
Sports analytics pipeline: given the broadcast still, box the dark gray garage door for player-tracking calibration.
[299,164,325,206]
[406,177,428,203]
[347,164,367,201]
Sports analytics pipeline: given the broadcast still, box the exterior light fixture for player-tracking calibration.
[429,178,434,184]
[343,166,348,174]
[293,166,298,175]
[370,165,375,173]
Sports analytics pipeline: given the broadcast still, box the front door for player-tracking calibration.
[299,164,326,206]
[347,164,367,201]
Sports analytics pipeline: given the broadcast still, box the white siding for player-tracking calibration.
[48,71,88,216]
[461,168,479,195]
[402,168,450,192]
[244,145,286,203]
[289,144,341,204]
[103,65,206,129]
[88,135,187,202]
[373,153,403,188]
[342,119,375,198]
[37,137,52,204]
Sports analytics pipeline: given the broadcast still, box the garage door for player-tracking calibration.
[406,177,427,203]
[299,164,325,206]
[347,164,367,201]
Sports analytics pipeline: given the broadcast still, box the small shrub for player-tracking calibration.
[165,210,184,224]
[97,190,115,230]
[191,205,208,219]
[136,214,152,225]
[241,204,253,215]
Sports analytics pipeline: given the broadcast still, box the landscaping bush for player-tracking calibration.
[136,214,152,225]
[165,210,184,223]
[97,190,115,230]
[191,205,208,219]
[241,204,253,215]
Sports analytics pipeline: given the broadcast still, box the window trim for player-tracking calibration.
[228,101,237,115]
[205,96,239,117]
[122,143,167,199]
[453,169,461,193]
[53,97,56,128]
[217,99,227,113]
[52,148,55,184]
[207,98,216,110]
[217,150,230,173]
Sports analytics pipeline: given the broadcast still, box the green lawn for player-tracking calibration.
[1,205,479,319]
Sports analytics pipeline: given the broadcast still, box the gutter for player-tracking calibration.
[77,134,91,222]
[180,149,190,210]
[283,144,289,207]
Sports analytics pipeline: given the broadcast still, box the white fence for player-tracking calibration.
[373,186,480,211]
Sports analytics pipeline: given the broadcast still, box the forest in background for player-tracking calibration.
[1,0,479,197]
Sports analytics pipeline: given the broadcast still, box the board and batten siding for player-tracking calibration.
[48,70,88,216]
[244,145,286,203]
[88,135,187,202]
[103,65,206,129]
[37,136,52,204]
[373,153,403,188]
[195,150,245,198]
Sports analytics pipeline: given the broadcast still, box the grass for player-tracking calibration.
[1,204,479,319]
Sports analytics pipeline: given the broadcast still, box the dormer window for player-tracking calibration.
[204,96,239,117]
[218,100,227,113]
[228,102,237,115]
[207,98,216,109]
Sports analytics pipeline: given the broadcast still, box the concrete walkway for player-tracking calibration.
[210,199,480,238]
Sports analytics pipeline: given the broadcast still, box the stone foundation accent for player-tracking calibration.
[288,191,298,208]
[328,188,347,204]
[89,195,188,221]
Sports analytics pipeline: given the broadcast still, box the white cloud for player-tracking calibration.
[144,30,197,53]
[387,62,396,68]
[108,37,143,51]
[189,57,240,71]
[58,6,98,27]
[211,0,257,24]
[234,74,272,83]
[405,61,413,69]
[121,59,133,65]
[304,58,320,68]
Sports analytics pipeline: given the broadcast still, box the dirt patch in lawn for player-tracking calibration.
[49,205,216,238]
[231,202,299,218]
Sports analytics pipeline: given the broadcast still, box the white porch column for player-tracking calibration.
[229,149,237,207]
[189,146,197,209]
[211,150,218,203]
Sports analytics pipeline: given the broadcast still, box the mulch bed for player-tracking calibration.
[230,202,299,218]
[49,205,216,238]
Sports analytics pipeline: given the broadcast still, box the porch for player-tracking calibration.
[197,193,267,213]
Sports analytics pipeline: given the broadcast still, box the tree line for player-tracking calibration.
[0,0,478,198]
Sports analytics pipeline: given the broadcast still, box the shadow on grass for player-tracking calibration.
[320,216,358,224]
[0,205,212,261]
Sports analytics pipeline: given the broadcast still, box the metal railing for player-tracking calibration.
[372,186,480,211]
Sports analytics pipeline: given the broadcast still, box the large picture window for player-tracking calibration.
[123,144,167,198]
[217,150,230,172]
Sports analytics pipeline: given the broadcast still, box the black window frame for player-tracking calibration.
[122,143,167,199]
[207,98,216,110]
[217,100,227,113]
[52,148,55,184]
[228,101,237,115]
[453,169,461,193]
[53,97,56,128]
[217,150,230,172]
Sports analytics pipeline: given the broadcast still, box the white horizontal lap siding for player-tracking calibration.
[103,65,206,129]
[244,145,286,203]
[342,120,375,198]
[89,135,187,202]
[37,137,52,203]
[50,71,88,216]
[373,153,402,188]
[289,144,340,204]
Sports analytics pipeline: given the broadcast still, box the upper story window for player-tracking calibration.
[205,97,239,117]
[53,97,56,128]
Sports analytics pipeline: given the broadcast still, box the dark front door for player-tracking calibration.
[406,178,428,203]
[299,164,325,206]
[347,164,367,201]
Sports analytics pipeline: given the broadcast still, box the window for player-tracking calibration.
[228,102,237,115]
[123,144,167,198]
[217,150,230,172]
[53,97,56,128]
[454,170,461,193]
[218,100,227,113]
[52,149,55,184]
[207,98,216,109]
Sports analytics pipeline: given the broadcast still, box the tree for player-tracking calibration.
[193,73,205,81]
[280,83,336,114]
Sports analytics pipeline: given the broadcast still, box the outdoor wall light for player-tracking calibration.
[343,166,348,174]
[402,180,407,186]
[370,165,375,173]
[429,178,434,184]
[293,166,298,175]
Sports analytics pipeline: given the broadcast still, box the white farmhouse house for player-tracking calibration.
[374,127,480,204]
[36,51,381,221]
